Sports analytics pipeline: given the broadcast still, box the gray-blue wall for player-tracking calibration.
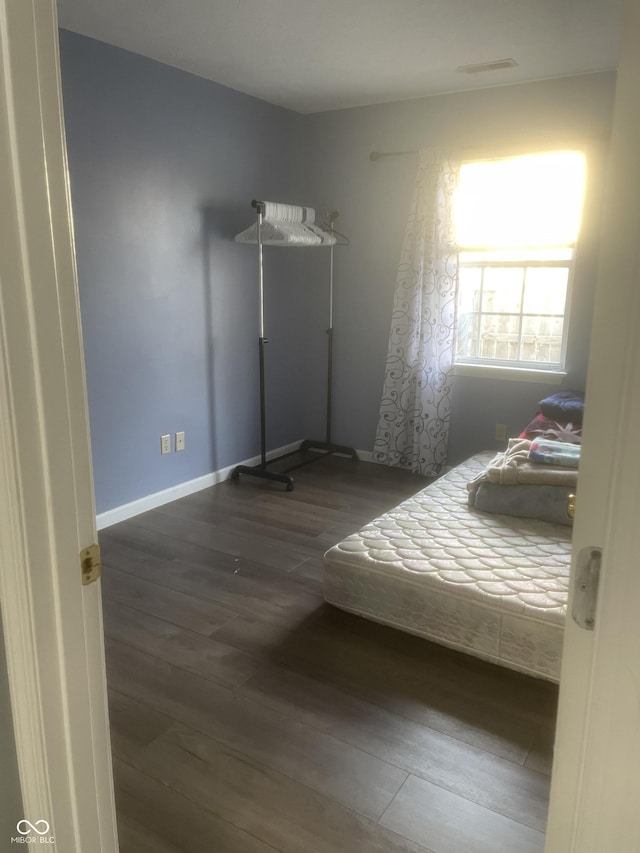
[298,73,616,464]
[60,31,310,514]
[60,31,616,512]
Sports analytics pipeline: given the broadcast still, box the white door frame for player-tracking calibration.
[0,1,117,851]
[545,0,640,849]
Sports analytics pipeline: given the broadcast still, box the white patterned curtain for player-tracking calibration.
[373,148,460,476]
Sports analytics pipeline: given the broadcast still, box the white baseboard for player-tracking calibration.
[96,440,303,530]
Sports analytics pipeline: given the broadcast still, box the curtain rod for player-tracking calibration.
[370,136,607,163]
[369,150,416,161]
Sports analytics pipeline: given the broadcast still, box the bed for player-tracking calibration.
[323,453,573,682]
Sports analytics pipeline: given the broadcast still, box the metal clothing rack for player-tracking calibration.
[298,211,358,463]
[231,201,357,492]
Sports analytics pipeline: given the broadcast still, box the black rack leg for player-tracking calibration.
[293,325,358,469]
[231,337,294,491]
[298,439,358,460]
[258,334,267,467]
[231,463,294,490]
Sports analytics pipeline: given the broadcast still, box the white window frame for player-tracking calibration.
[453,150,584,381]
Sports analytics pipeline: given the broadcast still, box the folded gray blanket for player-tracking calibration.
[468,481,574,526]
[466,438,578,489]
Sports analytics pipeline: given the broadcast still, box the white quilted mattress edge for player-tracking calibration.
[323,452,572,682]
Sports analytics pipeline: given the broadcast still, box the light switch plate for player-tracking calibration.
[175,431,185,452]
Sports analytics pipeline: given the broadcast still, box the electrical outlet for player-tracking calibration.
[161,434,171,455]
[494,423,507,442]
[175,431,185,452]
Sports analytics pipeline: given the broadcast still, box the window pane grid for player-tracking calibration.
[516,267,525,362]
[459,259,572,269]
[459,245,575,254]
[462,312,566,318]
[477,267,485,356]
[453,151,585,372]
[455,259,569,366]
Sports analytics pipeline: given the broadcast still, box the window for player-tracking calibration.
[453,150,586,374]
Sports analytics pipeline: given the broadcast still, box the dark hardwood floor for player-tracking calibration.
[100,452,558,853]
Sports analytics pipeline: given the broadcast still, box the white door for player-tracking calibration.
[0,1,117,851]
[545,0,640,850]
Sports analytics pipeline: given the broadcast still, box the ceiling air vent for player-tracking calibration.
[457,58,518,74]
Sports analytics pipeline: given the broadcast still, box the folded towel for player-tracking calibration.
[468,482,574,526]
[529,438,581,468]
[467,438,578,489]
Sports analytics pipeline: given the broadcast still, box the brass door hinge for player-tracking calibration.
[80,543,101,585]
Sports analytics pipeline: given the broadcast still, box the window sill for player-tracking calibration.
[453,363,567,384]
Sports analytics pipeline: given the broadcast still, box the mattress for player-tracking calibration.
[323,453,573,681]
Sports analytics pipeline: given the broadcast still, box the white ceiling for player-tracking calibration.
[56,0,622,114]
